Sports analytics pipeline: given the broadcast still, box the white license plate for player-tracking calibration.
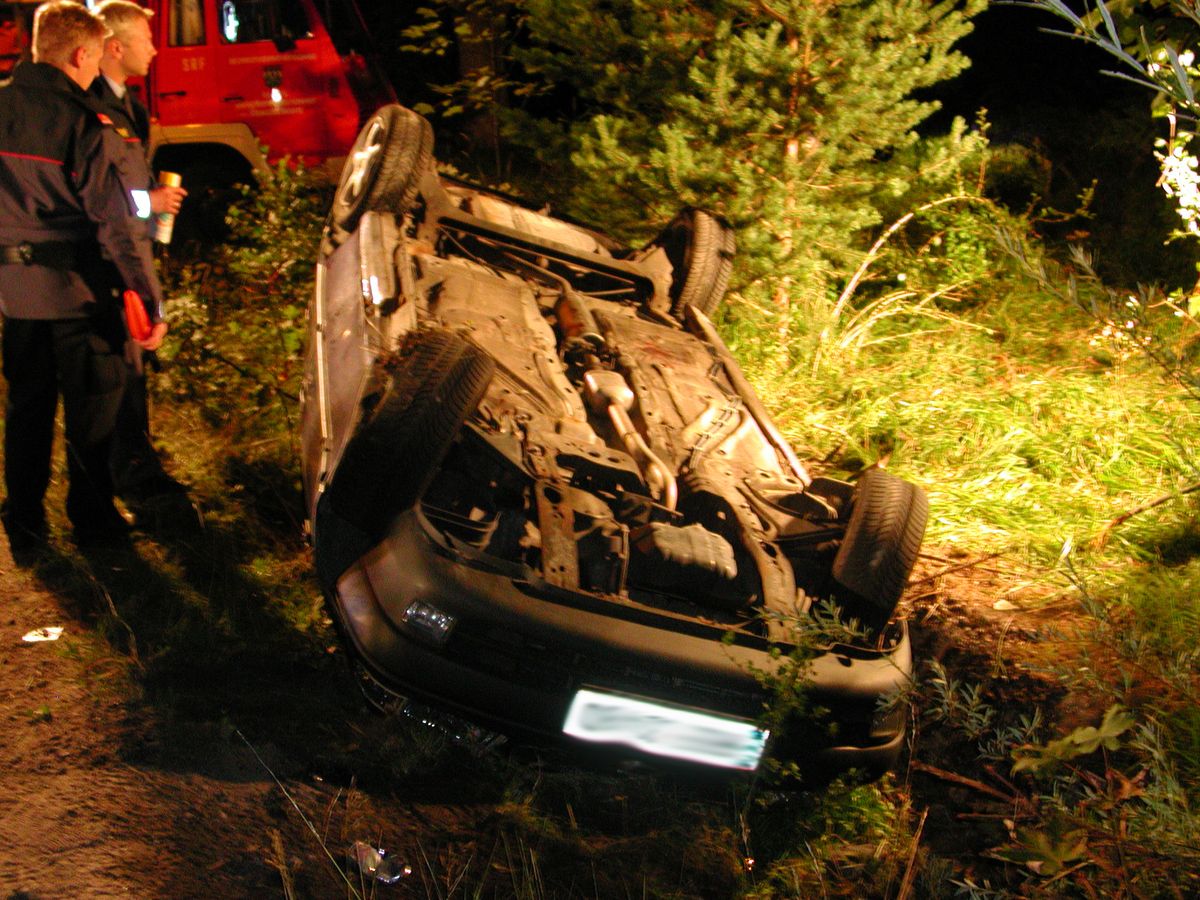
[563,688,768,771]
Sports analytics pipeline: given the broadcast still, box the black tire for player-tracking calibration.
[324,328,494,538]
[832,469,928,636]
[652,208,736,318]
[332,104,434,232]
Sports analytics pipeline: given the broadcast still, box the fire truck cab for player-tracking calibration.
[147,0,392,185]
[5,0,390,189]
[2,0,388,239]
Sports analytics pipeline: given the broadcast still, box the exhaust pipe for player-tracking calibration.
[583,369,678,510]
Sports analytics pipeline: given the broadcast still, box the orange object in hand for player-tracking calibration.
[123,289,153,342]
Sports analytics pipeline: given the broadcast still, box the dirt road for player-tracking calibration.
[0,531,364,897]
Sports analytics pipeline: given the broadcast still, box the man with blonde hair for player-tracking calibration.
[30,0,104,69]
[94,0,148,41]
[93,1,184,216]
[0,0,167,552]
[92,0,185,501]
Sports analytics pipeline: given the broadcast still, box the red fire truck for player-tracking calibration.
[0,1,33,77]
[147,0,395,184]
[3,0,394,184]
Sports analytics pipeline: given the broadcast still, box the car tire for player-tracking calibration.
[652,208,736,318]
[324,328,495,537]
[332,104,434,233]
[831,468,928,636]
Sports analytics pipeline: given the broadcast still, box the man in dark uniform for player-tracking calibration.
[91,0,183,221]
[91,0,184,500]
[91,1,150,149]
[0,0,166,551]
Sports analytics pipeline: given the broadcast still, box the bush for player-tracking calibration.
[159,160,330,447]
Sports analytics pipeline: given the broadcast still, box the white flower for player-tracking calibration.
[1156,131,1200,237]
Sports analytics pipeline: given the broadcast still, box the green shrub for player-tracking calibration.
[160,160,329,448]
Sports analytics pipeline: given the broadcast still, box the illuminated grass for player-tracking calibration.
[738,290,1200,566]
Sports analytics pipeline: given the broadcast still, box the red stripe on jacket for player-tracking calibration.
[0,150,65,166]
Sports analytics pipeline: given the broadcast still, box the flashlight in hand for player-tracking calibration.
[155,171,183,244]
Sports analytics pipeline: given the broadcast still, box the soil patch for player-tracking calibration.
[0,484,1105,898]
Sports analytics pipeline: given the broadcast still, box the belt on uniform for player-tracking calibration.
[0,241,79,270]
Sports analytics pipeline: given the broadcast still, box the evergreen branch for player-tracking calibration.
[755,0,790,28]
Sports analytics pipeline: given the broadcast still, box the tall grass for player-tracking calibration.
[726,221,1200,893]
[737,276,1200,565]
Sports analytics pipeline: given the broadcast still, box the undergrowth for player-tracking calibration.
[160,158,327,453]
[105,151,1200,895]
[728,201,1200,892]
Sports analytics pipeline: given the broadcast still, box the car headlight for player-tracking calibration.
[402,601,457,647]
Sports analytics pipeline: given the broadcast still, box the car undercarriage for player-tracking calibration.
[301,105,927,777]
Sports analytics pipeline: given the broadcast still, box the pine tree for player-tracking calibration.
[505,0,986,330]
[402,1,988,347]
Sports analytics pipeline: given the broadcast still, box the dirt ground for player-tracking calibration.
[0,490,1091,898]
[0,489,538,899]
[0,533,355,898]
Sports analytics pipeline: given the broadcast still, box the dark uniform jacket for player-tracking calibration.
[0,61,161,321]
[90,75,150,145]
[89,75,152,186]
[89,76,156,253]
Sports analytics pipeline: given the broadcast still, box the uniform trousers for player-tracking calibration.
[2,315,126,531]
[111,364,154,486]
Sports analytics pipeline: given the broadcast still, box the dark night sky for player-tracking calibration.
[933,4,1188,286]
[932,4,1140,129]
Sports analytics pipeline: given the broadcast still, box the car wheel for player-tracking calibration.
[332,104,434,233]
[652,208,736,318]
[324,328,495,537]
[831,468,928,636]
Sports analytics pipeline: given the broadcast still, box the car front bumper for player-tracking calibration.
[324,506,913,777]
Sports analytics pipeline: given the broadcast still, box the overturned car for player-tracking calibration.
[301,105,928,777]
